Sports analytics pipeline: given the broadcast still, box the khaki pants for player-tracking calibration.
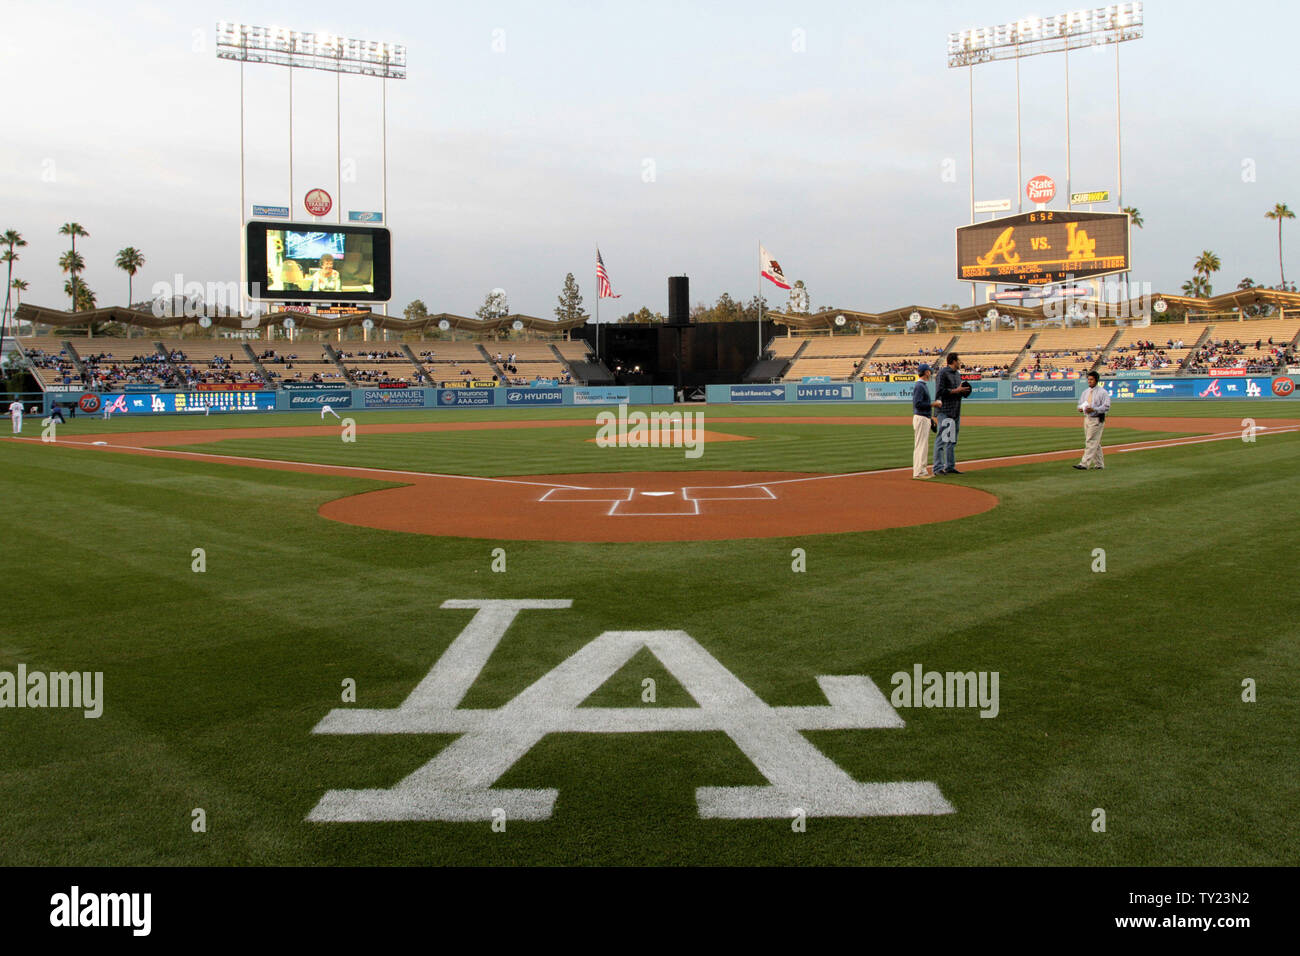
[1081,416,1105,468]
[912,415,931,477]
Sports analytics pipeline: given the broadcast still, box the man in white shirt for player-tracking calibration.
[1074,370,1111,470]
[8,399,23,434]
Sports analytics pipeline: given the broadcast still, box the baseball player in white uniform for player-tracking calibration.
[9,400,23,434]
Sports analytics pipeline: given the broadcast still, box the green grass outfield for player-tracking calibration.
[0,399,1296,865]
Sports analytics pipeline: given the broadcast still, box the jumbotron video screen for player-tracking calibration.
[246,221,391,301]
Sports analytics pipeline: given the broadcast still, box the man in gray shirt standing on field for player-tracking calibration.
[932,352,971,475]
[911,363,939,478]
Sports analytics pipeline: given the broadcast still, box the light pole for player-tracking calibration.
[216,22,406,313]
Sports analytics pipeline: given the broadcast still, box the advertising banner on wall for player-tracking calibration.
[728,385,786,402]
[967,381,1002,399]
[436,388,495,406]
[572,386,631,405]
[1009,381,1078,399]
[795,383,855,402]
[363,389,428,408]
[97,391,277,414]
[1192,377,1268,399]
[285,390,353,409]
[506,388,564,406]
[861,381,916,400]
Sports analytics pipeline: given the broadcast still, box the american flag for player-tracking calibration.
[596,248,620,299]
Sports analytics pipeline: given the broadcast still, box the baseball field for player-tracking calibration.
[0,399,1296,866]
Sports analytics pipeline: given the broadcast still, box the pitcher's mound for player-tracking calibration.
[318,469,999,542]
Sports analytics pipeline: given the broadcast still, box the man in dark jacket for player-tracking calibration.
[932,353,971,475]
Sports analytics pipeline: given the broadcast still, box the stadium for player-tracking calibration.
[0,0,1295,926]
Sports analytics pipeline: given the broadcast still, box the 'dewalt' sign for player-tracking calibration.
[956,211,1130,286]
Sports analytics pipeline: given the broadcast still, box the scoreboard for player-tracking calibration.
[956,211,1130,285]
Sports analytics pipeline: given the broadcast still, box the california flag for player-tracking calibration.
[759,244,791,290]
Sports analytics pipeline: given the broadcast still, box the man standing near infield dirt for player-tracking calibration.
[911,364,939,479]
[932,353,971,475]
[1074,369,1111,470]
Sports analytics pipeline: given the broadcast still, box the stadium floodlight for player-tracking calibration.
[948,4,1144,306]
[217,20,406,321]
[946,3,1143,67]
[216,21,406,78]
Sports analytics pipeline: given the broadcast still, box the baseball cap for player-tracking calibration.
[917,363,930,373]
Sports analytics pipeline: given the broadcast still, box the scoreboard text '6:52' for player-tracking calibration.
[956,211,1131,285]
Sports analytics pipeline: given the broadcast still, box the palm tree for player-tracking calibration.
[8,278,28,336]
[58,223,89,312]
[64,280,96,312]
[59,249,86,311]
[115,247,145,308]
[1265,203,1294,289]
[1,229,26,340]
[1181,276,1210,298]
[1193,250,1221,297]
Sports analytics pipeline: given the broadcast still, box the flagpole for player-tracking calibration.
[757,241,763,360]
[595,248,600,366]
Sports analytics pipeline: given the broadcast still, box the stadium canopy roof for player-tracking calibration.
[766,287,1300,332]
[14,286,1300,336]
[12,304,588,334]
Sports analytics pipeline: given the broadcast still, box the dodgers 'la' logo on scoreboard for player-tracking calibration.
[307,600,954,822]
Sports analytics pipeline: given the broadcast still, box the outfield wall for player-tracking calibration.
[43,385,678,416]
[38,376,1295,416]
[707,376,1296,404]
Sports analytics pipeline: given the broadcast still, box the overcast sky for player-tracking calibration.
[3,0,1299,318]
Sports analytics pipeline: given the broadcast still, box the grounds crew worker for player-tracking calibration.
[1074,369,1111,470]
[911,364,939,479]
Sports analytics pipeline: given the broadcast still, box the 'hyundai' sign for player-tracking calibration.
[505,388,564,406]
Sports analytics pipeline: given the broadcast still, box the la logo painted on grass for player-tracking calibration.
[307,600,954,823]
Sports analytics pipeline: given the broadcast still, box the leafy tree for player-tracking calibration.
[742,295,768,322]
[618,307,662,324]
[115,247,145,308]
[476,288,508,321]
[1265,203,1294,289]
[403,299,429,321]
[786,279,810,314]
[554,272,589,324]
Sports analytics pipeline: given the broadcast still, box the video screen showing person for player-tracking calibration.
[264,229,374,294]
